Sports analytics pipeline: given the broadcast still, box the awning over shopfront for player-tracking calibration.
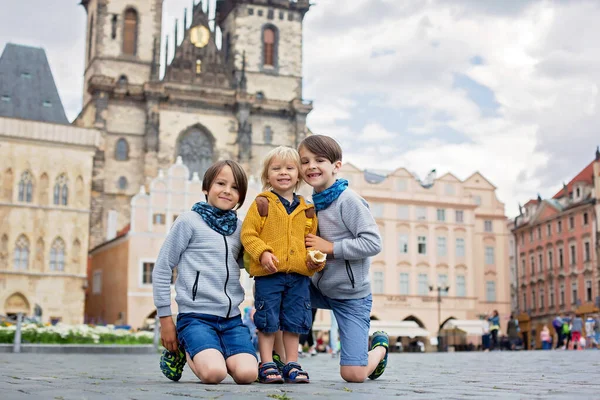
[442,319,488,336]
[369,321,430,338]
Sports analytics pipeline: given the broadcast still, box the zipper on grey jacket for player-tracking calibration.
[192,271,200,301]
[345,260,355,288]
[223,235,232,318]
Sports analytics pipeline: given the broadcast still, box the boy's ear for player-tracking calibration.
[332,160,342,173]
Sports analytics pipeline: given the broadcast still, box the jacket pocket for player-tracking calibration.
[345,260,355,289]
[192,271,200,301]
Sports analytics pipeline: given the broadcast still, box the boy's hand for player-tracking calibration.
[260,251,279,273]
[160,316,179,353]
[305,234,334,255]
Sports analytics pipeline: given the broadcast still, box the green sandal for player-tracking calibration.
[368,331,389,380]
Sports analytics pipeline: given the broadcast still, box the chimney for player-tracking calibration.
[106,210,118,241]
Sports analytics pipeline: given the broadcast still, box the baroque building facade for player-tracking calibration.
[310,164,512,349]
[75,0,313,248]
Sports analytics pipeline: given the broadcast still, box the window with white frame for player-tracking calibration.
[584,242,590,262]
[547,223,551,237]
[530,255,535,274]
[571,281,578,304]
[540,288,545,309]
[92,270,102,294]
[445,184,455,195]
[437,237,447,256]
[549,284,554,306]
[548,250,553,269]
[417,236,427,254]
[397,205,409,220]
[416,207,427,221]
[49,237,65,271]
[537,226,541,239]
[569,216,574,230]
[532,289,536,309]
[586,280,592,302]
[485,246,495,265]
[153,214,165,225]
[436,208,446,222]
[370,203,384,218]
[486,281,496,302]
[399,272,409,295]
[538,254,543,273]
[558,248,564,268]
[455,210,464,223]
[557,220,562,233]
[456,238,465,257]
[418,273,429,296]
[560,284,565,305]
[373,271,384,294]
[484,220,493,232]
[583,212,589,225]
[474,195,482,205]
[142,262,154,285]
[398,234,409,254]
[13,235,30,270]
[456,275,466,297]
[570,244,576,265]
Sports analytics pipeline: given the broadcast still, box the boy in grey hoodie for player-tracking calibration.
[153,160,257,384]
[299,135,388,383]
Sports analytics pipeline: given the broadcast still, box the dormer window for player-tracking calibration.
[1,95,10,102]
[21,72,31,79]
[43,101,52,107]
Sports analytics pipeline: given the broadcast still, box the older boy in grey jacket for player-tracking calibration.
[299,135,388,383]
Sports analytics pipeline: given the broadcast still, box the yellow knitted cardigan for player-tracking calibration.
[241,191,320,277]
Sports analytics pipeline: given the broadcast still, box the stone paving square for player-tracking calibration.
[1,351,599,399]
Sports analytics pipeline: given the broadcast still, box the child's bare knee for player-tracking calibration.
[340,368,366,383]
[232,366,258,384]
[198,365,227,384]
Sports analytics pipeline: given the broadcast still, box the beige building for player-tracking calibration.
[0,116,100,324]
[85,158,261,329]
[311,164,511,345]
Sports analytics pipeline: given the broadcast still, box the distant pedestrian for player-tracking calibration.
[507,314,520,350]
[540,325,552,350]
[552,315,564,349]
[584,316,595,349]
[571,313,584,350]
[488,310,500,351]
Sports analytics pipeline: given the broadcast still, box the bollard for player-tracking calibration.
[153,317,160,350]
[13,312,23,353]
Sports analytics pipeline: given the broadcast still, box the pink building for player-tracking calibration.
[512,148,600,348]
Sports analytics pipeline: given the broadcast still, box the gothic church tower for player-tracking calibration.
[77,0,312,248]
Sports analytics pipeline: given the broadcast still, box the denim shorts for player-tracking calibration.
[176,313,258,360]
[253,273,312,334]
[309,283,372,366]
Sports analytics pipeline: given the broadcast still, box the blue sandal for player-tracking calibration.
[368,331,389,380]
[258,362,284,384]
[282,361,310,384]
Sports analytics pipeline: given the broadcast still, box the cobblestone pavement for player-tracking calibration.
[1,351,600,399]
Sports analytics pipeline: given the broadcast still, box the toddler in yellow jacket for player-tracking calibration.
[241,146,321,384]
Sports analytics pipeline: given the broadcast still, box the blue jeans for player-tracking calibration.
[309,283,372,366]
[176,313,257,360]
[254,273,312,334]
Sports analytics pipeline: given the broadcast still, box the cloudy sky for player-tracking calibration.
[2,0,599,216]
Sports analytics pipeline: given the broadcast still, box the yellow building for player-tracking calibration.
[0,116,99,323]
[312,164,511,347]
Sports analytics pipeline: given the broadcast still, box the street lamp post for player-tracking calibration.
[429,283,450,352]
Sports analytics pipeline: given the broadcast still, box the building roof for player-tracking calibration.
[0,43,68,124]
[553,160,595,199]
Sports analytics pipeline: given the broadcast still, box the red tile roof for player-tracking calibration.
[116,224,131,238]
[524,199,539,207]
[553,161,595,199]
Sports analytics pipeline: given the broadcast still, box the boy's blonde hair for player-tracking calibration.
[261,146,303,191]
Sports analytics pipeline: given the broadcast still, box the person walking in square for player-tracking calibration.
[298,135,388,383]
[241,146,321,384]
[153,160,258,384]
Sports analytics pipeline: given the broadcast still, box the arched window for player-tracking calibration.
[13,235,29,270]
[264,126,273,144]
[115,138,129,161]
[53,174,68,206]
[177,127,215,179]
[118,176,128,190]
[123,8,138,56]
[18,171,33,203]
[262,26,278,67]
[50,237,66,272]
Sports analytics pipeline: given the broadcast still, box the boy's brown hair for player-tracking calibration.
[298,134,343,163]
[202,160,248,209]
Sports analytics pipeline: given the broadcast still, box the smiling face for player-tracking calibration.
[299,146,341,193]
[203,165,240,211]
[267,156,299,196]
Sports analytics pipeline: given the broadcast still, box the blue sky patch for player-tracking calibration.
[452,73,500,117]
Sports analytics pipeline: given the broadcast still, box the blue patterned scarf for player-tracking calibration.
[312,179,348,211]
[191,202,238,236]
